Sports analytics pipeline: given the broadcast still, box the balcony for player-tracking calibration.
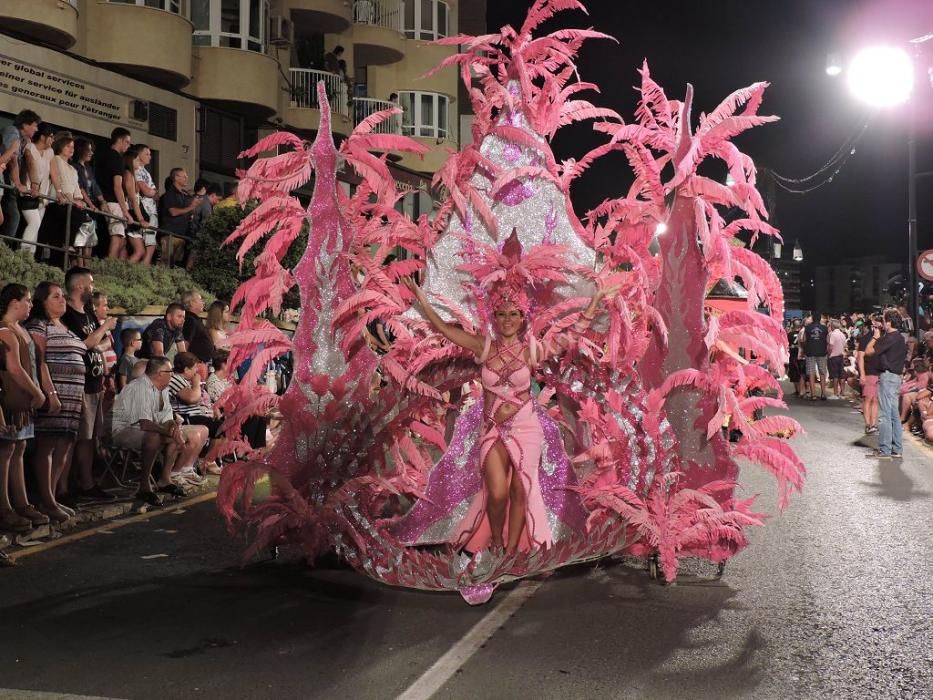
[352,0,404,66]
[189,47,280,120]
[86,2,192,88]
[285,0,352,36]
[0,0,79,50]
[353,98,401,134]
[287,68,352,135]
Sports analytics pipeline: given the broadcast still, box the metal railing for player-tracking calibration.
[107,0,186,15]
[289,69,351,118]
[0,182,195,271]
[353,98,402,134]
[353,0,403,32]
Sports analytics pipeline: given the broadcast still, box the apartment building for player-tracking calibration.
[0,0,484,197]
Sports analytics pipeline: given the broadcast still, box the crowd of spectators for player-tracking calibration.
[0,110,223,269]
[786,306,918,459]
[0,268,264,567]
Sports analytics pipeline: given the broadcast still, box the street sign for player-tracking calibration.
[918,250,933,282]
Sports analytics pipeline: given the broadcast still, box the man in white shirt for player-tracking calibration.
[111,356,208,506]
[827,319,848,399]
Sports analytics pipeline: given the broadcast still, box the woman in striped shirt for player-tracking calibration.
[26,282,86,523]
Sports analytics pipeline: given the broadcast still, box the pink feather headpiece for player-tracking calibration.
[458,228,570,318]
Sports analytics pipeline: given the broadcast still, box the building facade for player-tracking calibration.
[813,257,905,315]
[1,0,478,194]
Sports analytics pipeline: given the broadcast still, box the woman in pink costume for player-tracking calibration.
[393,232,615,554]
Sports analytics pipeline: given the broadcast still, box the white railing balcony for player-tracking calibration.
[353,98,402,134]
[108,0,185,15]
[353,0,403,32]
[289,68,351,118]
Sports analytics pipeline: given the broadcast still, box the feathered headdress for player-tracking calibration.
[457,228,570,319]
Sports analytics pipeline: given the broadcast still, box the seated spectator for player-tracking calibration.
[181,291,214,364]
[206,349,231,403]
[111,356,208,506]
[168,352,221,439]
[72,138,105,267]
[116,327,144,392]
[138,302,187,360]
[206,300,231,350]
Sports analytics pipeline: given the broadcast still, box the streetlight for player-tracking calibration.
[792,241,803,262]
[832,35,931,336]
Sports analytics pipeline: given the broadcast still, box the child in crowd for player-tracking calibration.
[116,327,144,391]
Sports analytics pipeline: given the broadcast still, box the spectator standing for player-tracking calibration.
[139,302,188,360]
[122,145,150,264]
[72,139,104,267]
[61,268,116,501]
[21,123,55,256]
[43,133,90,267]
[206,300,231,350]
[91,291,118,378]
[0,110,41,238]
[25,282,86,523]
[896,305,913,338]
[181,291,214,364]
[110,357,204,506]
[0,284,47,535]
[188,182,221,271]
[857,315,882,434]
[827,320,847,400]
[158,168,200,266]
[803,313,829,401]
[865,309,908,459]
[115,327,144,392]
[134,144,159,265]
[787,320,801,395]
[98,127,134,259]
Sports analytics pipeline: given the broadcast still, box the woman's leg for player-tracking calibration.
[143,244,156,266]
[21,208,44,255]
[51,437,76,499]
[506,465,527,553]
[8,441,29,508]
[0,441,14,510]
[33,436,57,509]
[127,235,145,263]
[482,441,511,548]
[108,233,126,259]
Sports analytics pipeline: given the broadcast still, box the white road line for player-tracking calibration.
[0,690,126,700]
[396,580,542,700]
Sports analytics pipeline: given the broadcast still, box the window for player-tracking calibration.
[149,103,178,141]
[192,0,268,52]
[398,91,449,139]
[200,106,247,175]
[109,0,183,13]
[404,0,448,40]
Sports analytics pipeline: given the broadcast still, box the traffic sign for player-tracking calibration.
[918,250,933,282]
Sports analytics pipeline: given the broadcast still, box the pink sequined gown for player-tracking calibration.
[388,336,588,551]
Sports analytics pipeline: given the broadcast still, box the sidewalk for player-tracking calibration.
[1,475,219,561]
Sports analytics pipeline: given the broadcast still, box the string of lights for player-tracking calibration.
[769,117,872,190]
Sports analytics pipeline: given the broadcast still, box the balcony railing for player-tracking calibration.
[353,98,401,134]
[289,69,351,118]
[353,0,403,33]
[108,0,185,15]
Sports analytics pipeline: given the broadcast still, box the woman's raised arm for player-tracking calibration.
[403,278,485,357]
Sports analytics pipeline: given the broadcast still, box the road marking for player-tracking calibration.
[396,580,542,700]
[6,492,217,561]
[0,691,126,700]
[140,553,169,560]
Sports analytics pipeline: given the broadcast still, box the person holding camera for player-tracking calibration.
[865,309,908,460]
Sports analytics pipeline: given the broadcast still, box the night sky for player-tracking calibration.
[485,0,933,290]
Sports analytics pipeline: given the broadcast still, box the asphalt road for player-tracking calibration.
[0,393,931,700]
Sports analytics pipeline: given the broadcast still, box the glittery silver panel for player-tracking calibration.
[417,497,472,543]
[422,82,596,321]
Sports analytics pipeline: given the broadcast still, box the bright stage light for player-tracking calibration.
[846,46,914,107]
